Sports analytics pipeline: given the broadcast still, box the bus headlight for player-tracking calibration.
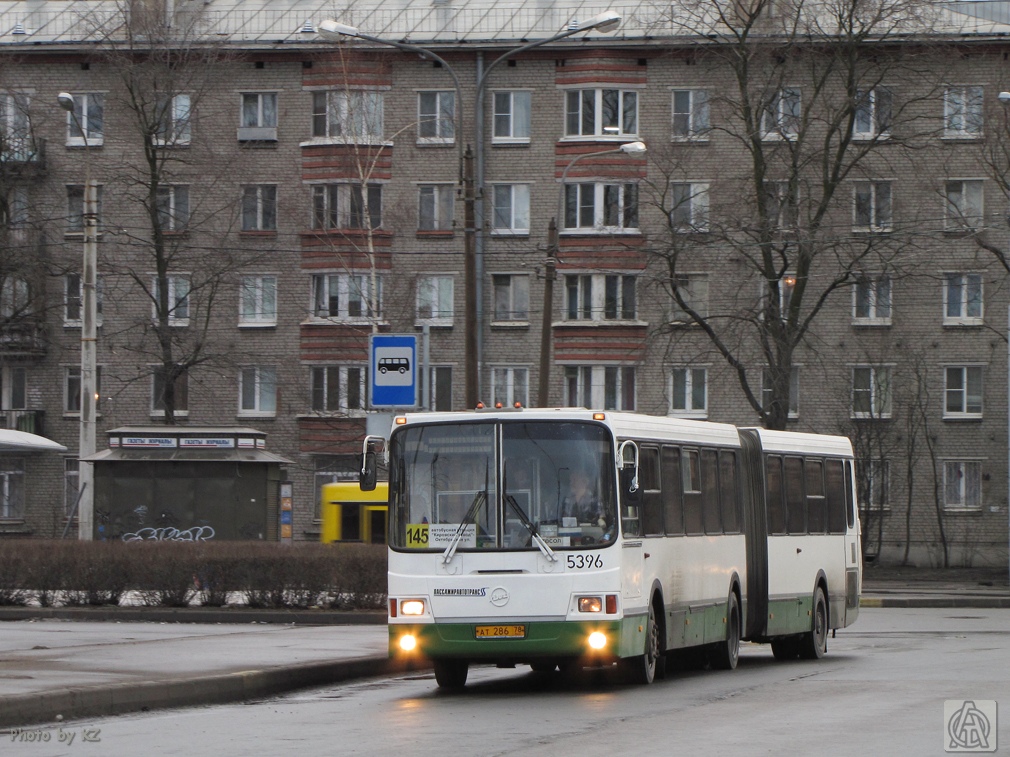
[399,634,418,652]
[588,632,607,650]
[400,599,426,616]
[578,596,603,613]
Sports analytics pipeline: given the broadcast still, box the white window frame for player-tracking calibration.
[151,366,189,417]
[240,92,278,128]
[311,273,382,322]
[491,274,530,323]
[239,366,277,416]
[853,88,891,140]
[0,459,25,521]
[670,182,710,232]
[858,458,890,512]
[564,273,637,322]
[564,88,639,138]
[311,90,384,142]
[852,273,892,325]
[64,92,104,147]
[853,180,892,232]
[761,87,801,140]
[66,184,103,234]
[0,92,32,161]
[761,365,800,420]
[241,184,277,232]
[562,182,639,233]
[417,90,455,143]
[671,89,710,140]
[416,275,455,326]
[417,184,455,231]
[64,365,103,415]
[152,275,191,326]
[669,366,708,418]
[310,365,366,413]
[156,185,190,232]
[943,460,982,511]
[154,93,191,146]
[491,366,529,408]
[490,184,531,235]
[944,365,983,419]
[239,275,277,327]
[943,272,983,325]
[851,365,892,419]
[64,273,104,327]
[311,183,383,231]
[492,90,531,143]
[563,365,636,411]
[943,85,983,138]
[669,273,709,323]
[1,366,27,410]
[944,180,983,230]
[428,365,453,411]
[0,277,29,320]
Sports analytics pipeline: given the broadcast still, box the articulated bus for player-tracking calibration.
[360,407,861,689]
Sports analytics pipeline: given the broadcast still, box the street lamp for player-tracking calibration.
[318,12,623,409]
[1000,91,1010,585]
[537,141,647,407]
[57,92,98,541]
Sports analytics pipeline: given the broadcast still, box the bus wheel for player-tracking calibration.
[621,603,660,684]
[771,637,800,661]
[798,587,828,659]
[710,592,741,671]
[433,659,468,689]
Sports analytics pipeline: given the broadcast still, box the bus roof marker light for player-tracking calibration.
[395,416,407,425]
[593,413,606,421]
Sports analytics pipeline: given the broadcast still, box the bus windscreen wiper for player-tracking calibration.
[505,494,557,561]
[442,490,486,563]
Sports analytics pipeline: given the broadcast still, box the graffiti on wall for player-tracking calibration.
[121,526,216,542]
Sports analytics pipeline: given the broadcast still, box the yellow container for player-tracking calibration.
[320,481,389,544]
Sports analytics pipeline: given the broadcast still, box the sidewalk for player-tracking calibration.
[1,569,1008,731]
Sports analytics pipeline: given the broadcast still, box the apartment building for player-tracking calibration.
[0,0,1007,566]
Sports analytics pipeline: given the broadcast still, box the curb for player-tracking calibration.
[0,606,387,625]
[0,655,428,730]
[860,596,1010,609]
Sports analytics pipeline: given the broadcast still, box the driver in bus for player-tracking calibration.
[562,468,605,526]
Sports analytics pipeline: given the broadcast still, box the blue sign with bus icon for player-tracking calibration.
[370,334,417,408]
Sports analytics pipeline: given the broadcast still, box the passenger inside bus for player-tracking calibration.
[563,468,606,526]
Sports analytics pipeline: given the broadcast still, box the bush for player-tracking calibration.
[0,541,30,606]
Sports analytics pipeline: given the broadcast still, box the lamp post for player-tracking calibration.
[537,141,647,407]
[318,12,622,409]
[57,92,98,541]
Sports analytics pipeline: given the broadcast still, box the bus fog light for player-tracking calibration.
[578,596,603,613]
[399,634,418,652]
[588,632,607,650]
[401,599,425,616]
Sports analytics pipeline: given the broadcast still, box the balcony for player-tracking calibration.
[0,321,47,358]
[0,409,45,436]
[0,137,46,176]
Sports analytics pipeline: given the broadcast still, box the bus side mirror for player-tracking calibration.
[360,451,377,491]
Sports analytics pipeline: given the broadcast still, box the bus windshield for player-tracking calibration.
[389,420,617,551]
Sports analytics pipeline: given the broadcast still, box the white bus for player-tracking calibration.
[360,407,861,689]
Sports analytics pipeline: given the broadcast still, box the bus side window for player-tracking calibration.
[641,446,664,536]
[683,449,704,535]
[784,456,805,534]
[719,450,740,533]
[765,455,786,535]
[844,460,855,530]
[806,459,826,534]
[825,459,847,533]
[701,449,721,534]
[662,446,684,536]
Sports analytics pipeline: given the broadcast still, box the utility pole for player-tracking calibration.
[538,218,557,407]
[463,145,478,408]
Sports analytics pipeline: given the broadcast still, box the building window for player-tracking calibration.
[943,86,983,138]
[154,93,191,146]
[563,183,639,232]
[311,365,366,412]
[761,87,801,139]
[858,459,890,511]
[156,185,190,232]
[429,366,453,411]
[853,181,892,231]
[491,184,530,234]
[312,184,382,231]
[239,366,277,416]
[670,367,707,418]
[152,366,188,415]
[64,92,104,146]
[853,88,891,139]
[1,366,27,410]
[669,273,709,322]
[241,185,277,231]
[565,274,636,321]
[945,366,983,418]
[418,91,455,142]
[853,274,891,324]
[65,365,102,414]
[418,184,455,231]
[762,366,800,419]
[851,365,891,419]
[943,460,982,510]
[153,275,190,325]
[64,273,104,326]
[763,181,799,230]
[943,272,983,324]
[564,366,636,411]
[416,275,454,325]
[492,91,531,142]
[944,180,983,230]
[239,275,277,326]
[564,89,638,137]
[672,89,710,139]
[241,92,278,128]
[64,458,79,519]
[3,186,28,229]
[491,367,529,408]
[312,90,384,141]
[311,273,381,321]
[670,183,710,232]
[0,459,25,521]
[0,277,29,320]
[0,92,32,161]
[492,274,529,323]
[66,184,103,233]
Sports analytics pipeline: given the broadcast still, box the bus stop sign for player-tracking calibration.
[369,334,418,409]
